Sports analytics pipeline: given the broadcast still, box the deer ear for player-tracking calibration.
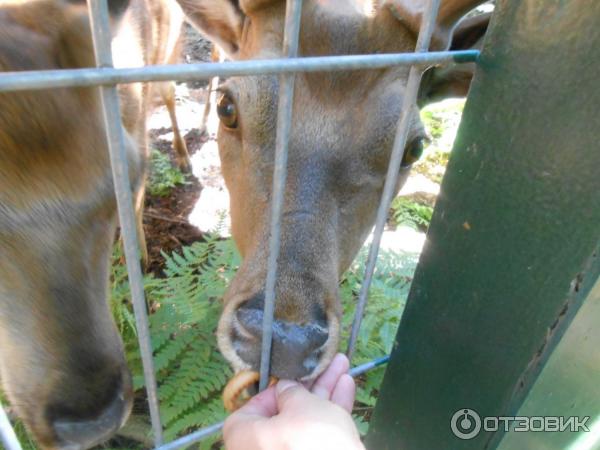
[383,0,489,50]
[418,12,490,106]
[177,0,244,57]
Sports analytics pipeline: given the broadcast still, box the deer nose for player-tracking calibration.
[233,295,329,379]
[49,371,132,450]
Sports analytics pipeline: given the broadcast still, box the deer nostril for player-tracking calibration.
[48,371,132,449]
[235,302,328,345]
[235,304,264,340]
[303,349,322,374]
[233,298,330,379]
[51,393,129,449]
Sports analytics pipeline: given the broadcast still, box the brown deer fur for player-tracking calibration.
[0,0,185,447]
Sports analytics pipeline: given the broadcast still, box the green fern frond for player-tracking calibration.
[163,398,226,443]
[109,236,239,446]
[107,234,418,448]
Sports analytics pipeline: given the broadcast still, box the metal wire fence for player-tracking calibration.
[0,0,478,448]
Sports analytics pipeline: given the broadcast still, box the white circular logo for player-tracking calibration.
[451,408,482,440]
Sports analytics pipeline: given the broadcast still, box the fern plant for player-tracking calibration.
[339,247,419,435]
[113,236,240,448]
[390,197,434,231]
[147,148,190,197]
[115,237,417,445]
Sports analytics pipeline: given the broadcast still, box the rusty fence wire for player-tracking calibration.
[0,0,478,448]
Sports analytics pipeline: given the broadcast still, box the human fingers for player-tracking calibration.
[330,373,355,413]
[223,385,279,450]
[275,380,318,412]
[223,384,277,436]
[311,353,350,400]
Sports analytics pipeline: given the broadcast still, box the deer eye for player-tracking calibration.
[217,93,238,129]
[401,136,426,167]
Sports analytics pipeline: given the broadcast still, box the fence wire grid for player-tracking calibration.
[0,0,479,448]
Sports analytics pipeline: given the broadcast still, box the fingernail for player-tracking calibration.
[276,380,299,396]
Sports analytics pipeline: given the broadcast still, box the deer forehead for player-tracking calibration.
[238,0,414,58]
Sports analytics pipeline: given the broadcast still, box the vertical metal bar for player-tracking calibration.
[0,402,22,450]
[86,0,163,445]
[259,0,304,391]
[346,0,442,360]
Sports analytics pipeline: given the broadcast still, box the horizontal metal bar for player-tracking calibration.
[349,355,391,377]
[155,421,225,450]
[153,355,391,450]
[0,50,478,92]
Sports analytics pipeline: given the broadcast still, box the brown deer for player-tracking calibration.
[0,0,186,447]
[178,0,490,380]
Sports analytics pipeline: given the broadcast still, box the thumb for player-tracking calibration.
[275,380,314,411]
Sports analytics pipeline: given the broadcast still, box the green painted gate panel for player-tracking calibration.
[496,277,600,449]
[366,0,600,449]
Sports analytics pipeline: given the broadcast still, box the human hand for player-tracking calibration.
[223,353,365,450]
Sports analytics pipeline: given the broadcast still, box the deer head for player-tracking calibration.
[0,0,139,447]
[179,0,489,379]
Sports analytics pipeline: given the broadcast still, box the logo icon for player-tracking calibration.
[451,408,482,440]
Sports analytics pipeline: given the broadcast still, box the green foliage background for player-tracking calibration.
[390,197,434,231]
[110,238,418,447]
[111,236,239,449]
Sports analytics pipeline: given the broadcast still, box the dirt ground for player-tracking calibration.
[142,25,216,276]
[143,130,205,276]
